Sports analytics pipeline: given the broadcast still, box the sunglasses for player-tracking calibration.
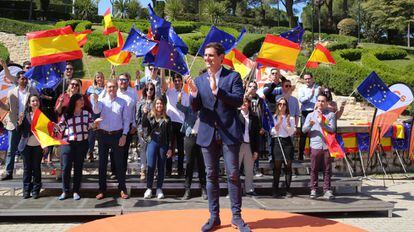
[278,103,287,106]
[66,68,73,71]
[248,85,257,89]
[147,88,154,91]
[24,66,31,69]
[119,78,128,83]
[271,72,278,75]
[70,83,79,87]
[284,85,292,88]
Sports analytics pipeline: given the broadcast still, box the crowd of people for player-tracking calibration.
[0,42,346,231]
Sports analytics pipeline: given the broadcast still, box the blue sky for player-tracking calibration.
[99,0,306,21]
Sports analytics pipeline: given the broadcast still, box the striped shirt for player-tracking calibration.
[60,110,93,142]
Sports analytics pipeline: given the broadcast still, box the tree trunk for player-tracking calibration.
[408,22,411,48]
[285,0,295,27]
[326,0,334,32]
[342,0,348,18]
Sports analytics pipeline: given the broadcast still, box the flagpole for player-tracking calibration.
[188,51,200,73]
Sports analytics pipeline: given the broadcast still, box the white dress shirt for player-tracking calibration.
[117,86,138,128]
[271,115,296,138]
[166,88,188,123]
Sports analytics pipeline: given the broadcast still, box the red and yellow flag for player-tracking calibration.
[321,115,345,159]
[306,43,336,68]
[31,109,68,148]
[74,29,92,47]
[256,35,300,71]
[27,26,83,66]
[223,49,254,79]
[104,31,131,66]
[409,122,414,160]
[341,133,358,153]
[380,137,392,152]
[103,8,117,35]
[392,124,405,139]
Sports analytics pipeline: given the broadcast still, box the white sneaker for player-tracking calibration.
[144,188,152,199]
[156,188,164,199]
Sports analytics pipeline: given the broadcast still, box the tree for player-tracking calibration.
[202,0,227,24]
[384,0,414,47]
[126,0,142,19]
[111,0,130,18]
[164,0,183,21]
[337,18,357,36]
[74,0,98,20]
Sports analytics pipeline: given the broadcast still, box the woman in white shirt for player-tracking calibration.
[271,97,296,198]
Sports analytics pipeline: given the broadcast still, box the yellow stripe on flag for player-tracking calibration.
[31,109,68,148]
[29,35,80,57]
[258,42,300,66]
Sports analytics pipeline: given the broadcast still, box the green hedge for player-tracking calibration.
[0,42,10,62]
[372,48,407,60]
[111,19,197,34]
[199,25,239,38]
[242,36,265,58]
[74,21,93,32]
[181,33,204,55]
[55,20,92,32]
[83,32,118,57]
[0,17,53,35]
[338,48,362,61]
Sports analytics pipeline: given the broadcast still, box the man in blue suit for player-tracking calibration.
[185,43,250,232]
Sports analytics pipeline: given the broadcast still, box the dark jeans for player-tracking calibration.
[166,121,184,175]
[61,140,88,193]
[202,139,242,219]
[184,135,206,189]
[97,131,127,192]
[310,149,332,192]
[88,130,97,154]
[22,145,43,194]
[299,110,313,160]
[5,129,21,175]
[109,131,133,175]
[146,136,168,189]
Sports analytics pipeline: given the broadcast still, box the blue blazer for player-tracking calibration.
[190,67,244,147]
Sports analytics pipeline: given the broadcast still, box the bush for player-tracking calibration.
[337,18,358,37]
[360,52,407,85]
[0,43,10,62]
[112,19,149,34]
[55,20,82,30]
[242,36,265,58]
[0,17,53,35]
[338,49,362,61]
[181,33,204,55]
[199,25,239,38]
[373,48,407,60]
[83,32,118,57]
[75,21,92,32]
[171,21,197,34]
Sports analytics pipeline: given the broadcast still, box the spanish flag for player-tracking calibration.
[392,124,405,139]
[341,133,358,153]
[74,29,92,47]
[103,8,117,35]
[223,49,254,79]
[27,26,83,66]
[409,122,414,160]
[305,43,335,68]
[321,115,345,159]
[104,31,131,66]
[256,35,300,71]
[31,109,68,148]
[380,137,392,152]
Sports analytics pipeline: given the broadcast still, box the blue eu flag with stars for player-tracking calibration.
[154,40,189,76]
[261,101,275,132]
[198,26,246,56]
[24,62,65,92]
[0,132,8,151]
[168,27,188,55]
[280,24,305,44]
[148,4,171,41]
[357,133,370,152]
[357,71,400,111]
[122,27,158,57]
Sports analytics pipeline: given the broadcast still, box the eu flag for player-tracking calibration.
[122,27,158,57]
[261,101,275,132]
[154,40,189,76]
[198,26,246,56]
[24,62,65,92]
[169,26,188,54]
[147,4,171,41]
[357,71,400,111]
[0,132,8,151]
[280,24,305,44]
[357,133,370,152]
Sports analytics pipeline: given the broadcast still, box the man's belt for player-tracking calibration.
[99,129,122,135]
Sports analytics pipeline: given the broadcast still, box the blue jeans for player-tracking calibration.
[202,140,242,219]
[22,145,43,194]
[88,113,100,154]
[146,137,168,189]
[97,131,127,192]
[5,129,22,175]
[61,140,88,193]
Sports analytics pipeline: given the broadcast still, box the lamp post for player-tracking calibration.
[311,0,315,50]
[357,0,361,44]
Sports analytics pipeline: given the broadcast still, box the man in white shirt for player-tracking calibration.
[166,73,188,177]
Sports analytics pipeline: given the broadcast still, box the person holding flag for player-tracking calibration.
[302,93,336,200]
[18,94,49,199]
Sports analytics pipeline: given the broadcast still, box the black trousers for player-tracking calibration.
[166,121,185,175]
[22,145,43,194]
[184,135,206,189]
[110,131,133,175]
[299,110,313,160]
[61,140,88,193]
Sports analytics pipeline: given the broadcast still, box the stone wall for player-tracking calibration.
[0,32,30,65]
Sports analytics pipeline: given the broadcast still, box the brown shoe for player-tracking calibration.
[88,152,94,163]
[120,191,129,199]
[96,193,105,200]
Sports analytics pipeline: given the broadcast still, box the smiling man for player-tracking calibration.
[185,42,250,232]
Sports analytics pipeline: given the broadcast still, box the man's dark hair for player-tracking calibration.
[205,42,225,56]
[172,72,182,81]
[119,72,131,80]
[303,73,313,78]
[317,92,328,101]
[17,71,26,78]
[22,61,31,67]
[66,61,74,67]
[281,78,290,85]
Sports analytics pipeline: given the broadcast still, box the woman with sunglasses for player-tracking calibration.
[142,96,173,199]
[136,83,156,180]
[85,72,106,162]
[58,94,94,201]
[271,97,296,198]
[323,87,346,120]
[55,79,92,120]
[18,94,49,199]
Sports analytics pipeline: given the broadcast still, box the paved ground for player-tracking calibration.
[0,176,413,231]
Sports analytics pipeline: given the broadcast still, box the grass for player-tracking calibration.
[236,33,264,51]
[381,54,414,70]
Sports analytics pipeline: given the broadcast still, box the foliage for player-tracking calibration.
[202,0,227,24]
[337,18,358,37]
[74,0,98,21]
[126,0,142,19]
[242,36,265,58]
[0,17,53,35]
[181,34,204,55]
[372,48,408,60]
[0,43,10,63]
[199,25,239,38]
[164,0,183,21]
[75,21,93,32]
[82,32,118,57]
[55,20,92,32]
[337,48,362,61]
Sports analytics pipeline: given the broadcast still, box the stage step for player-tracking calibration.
[0,194,394,218]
